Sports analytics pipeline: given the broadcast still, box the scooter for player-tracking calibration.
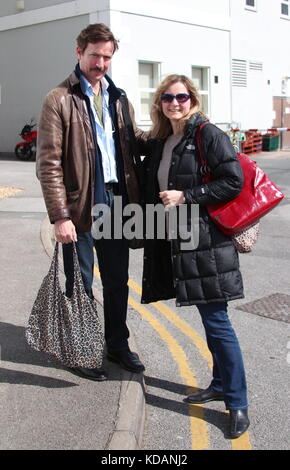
[15,119,37,161]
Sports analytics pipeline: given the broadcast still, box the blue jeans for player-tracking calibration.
[197,302,248,410]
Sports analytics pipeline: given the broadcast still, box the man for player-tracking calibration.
[37,23,145,381]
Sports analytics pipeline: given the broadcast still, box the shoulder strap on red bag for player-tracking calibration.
[195,121,209,167]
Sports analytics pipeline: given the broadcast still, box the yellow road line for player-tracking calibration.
[128,278,212,370]
[128,295,209,451]
[94,266,208,449]
[229,424,252,450]
[127,277,252,450]
[94,266,252,450]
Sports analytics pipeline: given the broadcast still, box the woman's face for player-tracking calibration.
[161,82,192,125]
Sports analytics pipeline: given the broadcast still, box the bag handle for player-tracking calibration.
[195,122,213,182]
[49,241,60,279]
[195,122,209,167]
[51,242,86,296]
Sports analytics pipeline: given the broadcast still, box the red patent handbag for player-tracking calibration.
[196,123,284,236]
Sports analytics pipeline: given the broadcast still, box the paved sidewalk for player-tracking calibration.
[1,149,289,450]
[254,149,290,159]
[0,159,145,450]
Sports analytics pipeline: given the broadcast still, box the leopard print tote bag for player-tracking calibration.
[26,242,104,368]
[233,221,260,253]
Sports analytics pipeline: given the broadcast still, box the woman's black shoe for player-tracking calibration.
[229,409,250,439]
[183,386,224,404]
[69,366,108,381]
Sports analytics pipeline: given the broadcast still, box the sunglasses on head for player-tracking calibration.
[160,93,191,103]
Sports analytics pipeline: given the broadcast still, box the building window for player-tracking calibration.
[138,61,160,120]
[281,1,289,17]
[245,0,257,11]
[192,67,210,115]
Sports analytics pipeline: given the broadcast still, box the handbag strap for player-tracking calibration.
[70,242,88,296]
[195,121,213,181]
[50,241,60,275]
[195,121,209,167]
[51,242,85,295]
[45,242,62,293]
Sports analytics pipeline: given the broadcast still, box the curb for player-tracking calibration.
[40,216,146,450]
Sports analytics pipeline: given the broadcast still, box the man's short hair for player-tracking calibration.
[76,23,119,53]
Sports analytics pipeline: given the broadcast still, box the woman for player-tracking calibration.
[141,74,250,439]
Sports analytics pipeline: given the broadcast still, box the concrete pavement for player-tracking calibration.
[0,158,145,450]
[0,148,289,450]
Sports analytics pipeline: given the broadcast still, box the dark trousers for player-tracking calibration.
[197,302,248,410]
[62,192,130,352]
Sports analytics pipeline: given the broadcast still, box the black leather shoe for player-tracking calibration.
[107,349,145,373]
[69,366,108,381]
[183,386,224,404]
[229,409,250,439]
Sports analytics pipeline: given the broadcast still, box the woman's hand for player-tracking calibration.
[159,190,185,208]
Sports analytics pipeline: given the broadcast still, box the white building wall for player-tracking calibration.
[230,0,290,129]
[109,3,231,127]
[0,0,232,151]
[0,0,290,151]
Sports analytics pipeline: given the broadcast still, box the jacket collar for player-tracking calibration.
[184,112,208,139]
[70,63,121,104]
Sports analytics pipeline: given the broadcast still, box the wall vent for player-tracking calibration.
[249,61,263,71]
[232,59,247,87]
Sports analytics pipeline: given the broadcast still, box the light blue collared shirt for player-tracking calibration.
[79,73,118,183]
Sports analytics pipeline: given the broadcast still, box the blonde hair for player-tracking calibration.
[150,74,201,139]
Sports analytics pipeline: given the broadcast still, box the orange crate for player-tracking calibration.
[242,131,262,154]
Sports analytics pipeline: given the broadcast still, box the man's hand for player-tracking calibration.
[54,218,77,244]
[159,190,185,208]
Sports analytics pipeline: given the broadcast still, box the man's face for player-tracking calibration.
[76,41,114,86]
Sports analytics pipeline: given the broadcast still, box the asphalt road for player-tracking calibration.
[1,152,289,451]
[0,158,123,451]
[95,153,290,451]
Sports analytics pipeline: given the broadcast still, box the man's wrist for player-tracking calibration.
[55,217,71,225]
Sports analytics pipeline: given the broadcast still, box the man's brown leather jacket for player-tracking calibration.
[36,71,145,232]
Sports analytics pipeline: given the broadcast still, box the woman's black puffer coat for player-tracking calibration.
[141,112,244,306]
